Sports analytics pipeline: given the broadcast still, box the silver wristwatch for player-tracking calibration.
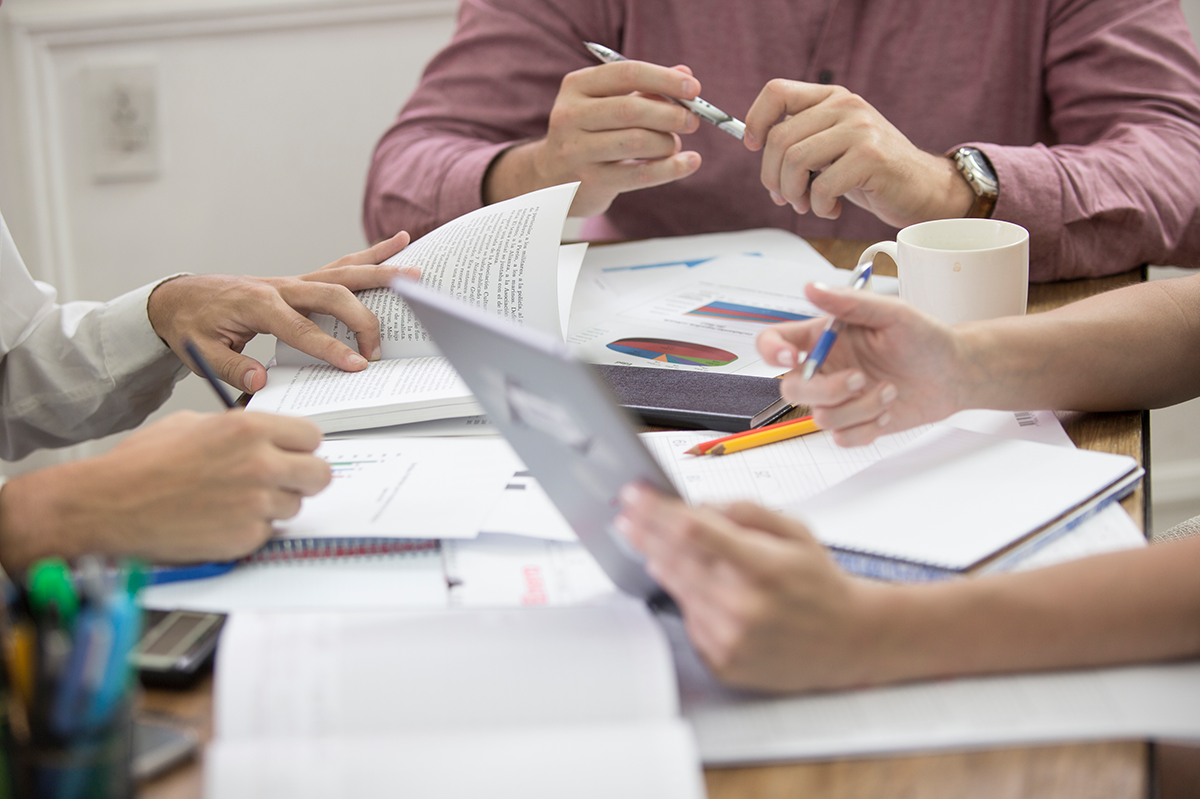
[950,146,999,219]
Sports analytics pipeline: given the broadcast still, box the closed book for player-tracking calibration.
[594,364,792,433]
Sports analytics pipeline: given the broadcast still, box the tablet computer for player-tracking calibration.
[390,278,677,608]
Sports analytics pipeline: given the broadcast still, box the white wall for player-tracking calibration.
[0,0,457,473]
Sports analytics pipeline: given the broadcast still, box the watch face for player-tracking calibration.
[962,148,998,184]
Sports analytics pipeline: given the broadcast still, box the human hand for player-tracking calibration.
[0,411,330,571]
[616,484,896,692]
[148,230,420,394]
[743,80,973,227]
[487,61,704,217]
[757,283,965,446]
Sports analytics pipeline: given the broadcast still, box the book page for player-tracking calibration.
[206,720,704,799]
[245,356,479,432]
[277,438,520,541]
[276,182,578,366]
[215,603,678,741]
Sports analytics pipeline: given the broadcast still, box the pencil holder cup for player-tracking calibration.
[9,697,135,799]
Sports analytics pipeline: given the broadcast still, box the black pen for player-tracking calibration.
[183,340,237,409]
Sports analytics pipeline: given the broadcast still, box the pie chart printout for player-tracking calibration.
[606,337,738,367]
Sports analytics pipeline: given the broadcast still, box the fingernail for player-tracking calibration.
[612,513,632,534]
[847,372,866,392]
[812,281,829,291]
[243,370,256,392]
[777,348,797,368]
[881,384,898,405]
[683,152,700,169]
[618,483,641,506]
[348,354,368,369]
[682,78,700,96]
[369,345,382,362]
[878,412,892,427]
[744,130,758,148]
[770,191,786,205]
[796,350,809,364]
[791,203,803,214]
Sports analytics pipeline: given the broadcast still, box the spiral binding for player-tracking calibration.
[243,538,440,565]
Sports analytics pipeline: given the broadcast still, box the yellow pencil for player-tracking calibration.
[708,417,821,456]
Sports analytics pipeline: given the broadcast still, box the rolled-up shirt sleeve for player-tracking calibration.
[0,214,188,460]
[968,0,1200,281]
[363,0,614,243]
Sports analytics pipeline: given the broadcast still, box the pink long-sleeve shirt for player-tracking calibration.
[364,0,1200,281]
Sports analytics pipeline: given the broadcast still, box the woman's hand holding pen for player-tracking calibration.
[484,60,704,217]
[147,230,420,394]
[759,283,966,446]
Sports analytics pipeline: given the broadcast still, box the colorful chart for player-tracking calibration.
[606,337,737,367]
[686,300,815,324]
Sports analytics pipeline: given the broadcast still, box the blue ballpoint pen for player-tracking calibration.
[801,262,874,380]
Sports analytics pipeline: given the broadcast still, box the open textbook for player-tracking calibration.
[247,183,585,432]
[249,184,891,432]
[205,604,705,799]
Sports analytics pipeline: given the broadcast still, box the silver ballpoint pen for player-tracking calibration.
[583,41,747,141]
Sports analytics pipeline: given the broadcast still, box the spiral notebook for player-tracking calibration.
[788,426,1142,581]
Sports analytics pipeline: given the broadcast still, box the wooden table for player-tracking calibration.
[139,239,1184,799]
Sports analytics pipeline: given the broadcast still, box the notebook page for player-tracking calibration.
[206,720,704,799]
[215,603,677,740]
[790,427,1138,570]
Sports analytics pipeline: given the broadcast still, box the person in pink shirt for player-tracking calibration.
[364,0,1200,281]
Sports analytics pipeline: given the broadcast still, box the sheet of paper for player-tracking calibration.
[479,473,577,542]
[277,183,578,366]
[792,427,1139,570]
[279,438,518,541]
[558,242,588,338]
[138,551,448,613]
[215,603,676,740]
[206,720,704,799]
[1006,502,1146,571]
[444,535,618,607]
[664,611,1200,765]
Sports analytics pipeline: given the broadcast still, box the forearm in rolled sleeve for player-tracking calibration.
[362,0,612,244]
[972,0,1200,281]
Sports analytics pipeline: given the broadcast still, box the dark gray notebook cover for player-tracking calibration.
[594,364,793,432]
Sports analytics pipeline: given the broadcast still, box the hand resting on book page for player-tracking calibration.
[0,411,330,572]
[147,230,420,395]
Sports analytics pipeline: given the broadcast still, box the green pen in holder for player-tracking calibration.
[2,557,143,799]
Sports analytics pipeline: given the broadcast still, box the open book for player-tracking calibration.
[205,603,705,799]
[246,183,584,433]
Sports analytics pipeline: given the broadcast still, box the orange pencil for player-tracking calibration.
[685,415,817,456]
[708,417,821,456]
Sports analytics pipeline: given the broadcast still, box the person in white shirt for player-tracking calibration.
[0,210,417,573]
[617,274,1200,692]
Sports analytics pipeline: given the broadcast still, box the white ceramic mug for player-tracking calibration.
[858,218,1029,325]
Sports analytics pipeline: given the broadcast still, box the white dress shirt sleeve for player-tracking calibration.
[0,211,188,460]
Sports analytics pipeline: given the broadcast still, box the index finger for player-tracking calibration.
[575,59,701,101]
[744,79,836,151]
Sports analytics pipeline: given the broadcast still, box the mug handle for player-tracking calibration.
[857,240,898,271]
